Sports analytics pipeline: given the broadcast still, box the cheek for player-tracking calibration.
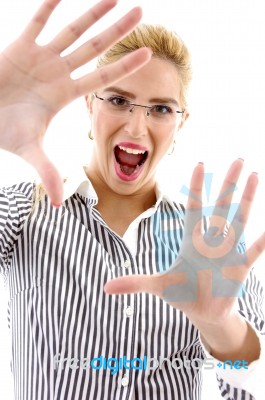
[91,116,107,143]
[149,142,172,169]
[154,131,175,153]
[93,112,118,138]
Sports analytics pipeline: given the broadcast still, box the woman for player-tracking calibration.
[0,0,264,399]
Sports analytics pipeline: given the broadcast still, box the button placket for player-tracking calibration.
[121,374,129,387]
[124,306,134,318]
[122,259,131,269]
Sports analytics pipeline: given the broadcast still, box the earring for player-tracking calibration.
[168,139,176,155]
[88,130,93,140]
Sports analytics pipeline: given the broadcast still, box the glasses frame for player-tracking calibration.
[93,93,185,120]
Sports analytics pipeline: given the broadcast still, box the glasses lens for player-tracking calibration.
[149,105,178,125]
[95,95,182,125]
[96,96,130,117]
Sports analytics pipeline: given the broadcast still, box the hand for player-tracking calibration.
[0,0,151,205]
[105,159,265,327]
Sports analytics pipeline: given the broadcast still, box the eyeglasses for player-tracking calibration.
[93,93,185,126]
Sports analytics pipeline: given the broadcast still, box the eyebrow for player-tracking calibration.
[102,86,180,107]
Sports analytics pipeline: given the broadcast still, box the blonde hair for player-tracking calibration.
[97,24,192,108]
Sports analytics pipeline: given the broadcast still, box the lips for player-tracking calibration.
[114,143,148,180]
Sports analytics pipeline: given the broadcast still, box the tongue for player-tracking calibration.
[115,147,144,167]
[120,164,137,175]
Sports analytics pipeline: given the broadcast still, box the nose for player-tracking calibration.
[124,105,149,138]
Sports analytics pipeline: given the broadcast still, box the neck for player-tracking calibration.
[84,168,157,236]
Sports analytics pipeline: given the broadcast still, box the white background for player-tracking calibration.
[0,0,265,398]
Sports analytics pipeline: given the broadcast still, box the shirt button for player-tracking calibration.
[121,375,129,387]
[124,306,134,317]
[123,259,131,269]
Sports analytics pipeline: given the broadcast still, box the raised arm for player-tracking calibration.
[0,0,151,205]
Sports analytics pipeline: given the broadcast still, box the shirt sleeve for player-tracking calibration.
[0,182,34,282]
[199,268,265,400]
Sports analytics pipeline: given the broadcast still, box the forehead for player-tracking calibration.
[103,58,181,101]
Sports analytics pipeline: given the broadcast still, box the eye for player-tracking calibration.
[151,104,174,114]
[107,96,129,108]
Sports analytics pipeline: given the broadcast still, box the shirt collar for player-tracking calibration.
[62,166,98,203]
[62,166,175,208]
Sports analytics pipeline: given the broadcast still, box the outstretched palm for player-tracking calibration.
[0,0,151,204]
[105,159,265,326]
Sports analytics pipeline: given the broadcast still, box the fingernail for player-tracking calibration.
[52,202,62,208]
[198,162,204,165]
[238,157,244,162]
[252,172,258,175]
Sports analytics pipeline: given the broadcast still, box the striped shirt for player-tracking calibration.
[0,169,264,400]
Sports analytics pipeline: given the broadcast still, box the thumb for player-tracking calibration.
[20,145,64,206]
[104,275,161,296]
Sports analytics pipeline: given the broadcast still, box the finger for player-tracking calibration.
[105,272,186,299]
[73,47,152,97]
[186,163,204,209]
[104,275,155,295]
[210,159,244,231]
[182,163,204,237]
[20,145,64,206]
[230,172,259,242]
[22,0,61,41]
[237,172,258,226]
[245,232,265,268]
[215,159,244,206]
[49,0,118,53]
[64,7,143,71]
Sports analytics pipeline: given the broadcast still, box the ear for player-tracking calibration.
[177,110,189,132]
[85,94,94,114]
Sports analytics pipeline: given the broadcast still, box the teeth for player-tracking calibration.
[118,145,146,155]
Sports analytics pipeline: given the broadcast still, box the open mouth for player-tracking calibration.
[114,145,148,176]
